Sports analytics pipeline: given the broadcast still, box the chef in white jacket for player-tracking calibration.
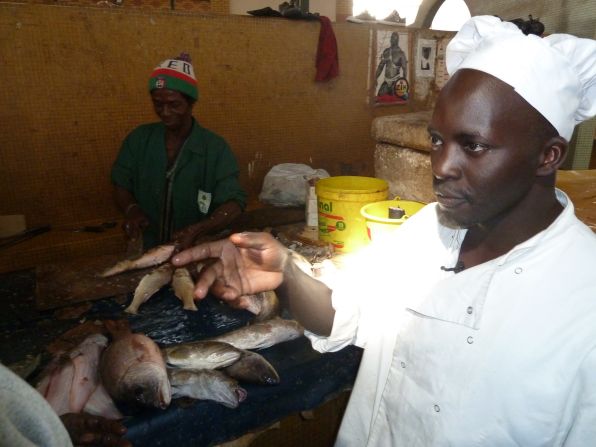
[173,15,596,446]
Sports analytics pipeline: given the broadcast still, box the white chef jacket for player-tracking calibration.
[307,189,596,446]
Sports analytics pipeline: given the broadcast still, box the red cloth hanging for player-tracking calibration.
[315,16,339,82]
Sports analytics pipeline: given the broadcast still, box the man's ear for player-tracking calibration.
[536,136,568,176]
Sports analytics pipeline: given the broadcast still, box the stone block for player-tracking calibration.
[374,143,434,203]
[371,111,433,153]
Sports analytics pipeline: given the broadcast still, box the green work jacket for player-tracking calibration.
[111,119,246,248]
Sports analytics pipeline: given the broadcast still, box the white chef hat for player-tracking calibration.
[446,15,596,140]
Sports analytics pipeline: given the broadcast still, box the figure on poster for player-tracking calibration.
[375,31,408,99]
[416,38,437,79]
[421,46,431,70]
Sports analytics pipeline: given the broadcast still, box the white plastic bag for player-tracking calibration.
[259,163,330,207]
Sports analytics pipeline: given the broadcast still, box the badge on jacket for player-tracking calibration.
[197,190,211,214]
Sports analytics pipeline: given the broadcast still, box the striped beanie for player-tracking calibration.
[148,53,198,100]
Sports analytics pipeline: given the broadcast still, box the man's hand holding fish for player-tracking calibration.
[172,232,336,336]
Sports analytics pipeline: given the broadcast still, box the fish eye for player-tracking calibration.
[133,386,145,400]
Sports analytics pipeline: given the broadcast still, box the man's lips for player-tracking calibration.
[435,191,467,208]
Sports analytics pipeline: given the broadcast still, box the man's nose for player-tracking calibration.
[431,143,461,180]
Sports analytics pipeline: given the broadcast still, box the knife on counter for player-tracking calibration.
[0,225,52,249]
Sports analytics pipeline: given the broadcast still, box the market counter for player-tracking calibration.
[0,269,362,446]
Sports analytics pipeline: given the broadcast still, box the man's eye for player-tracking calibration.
[429,135,442,146]
[465,143,488,153]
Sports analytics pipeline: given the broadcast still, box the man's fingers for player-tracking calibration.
[172,244,210,266]
[229,231,273,250]
[193,260,221,298]
[173,232,272,267]
[193,258,241,299]
[172,238,227,266]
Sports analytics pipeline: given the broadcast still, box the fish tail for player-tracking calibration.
[123,305,138,315]
[182,300,198,311]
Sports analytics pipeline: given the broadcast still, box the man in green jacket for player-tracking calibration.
[111,53,246,250]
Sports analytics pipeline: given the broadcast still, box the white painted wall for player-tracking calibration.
[230,0,336,21]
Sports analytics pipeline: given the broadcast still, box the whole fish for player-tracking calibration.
[36,333,109,416]
[241,290,280,322]
[99,320,171,409]
[100,244,176,278]
[124,263,173,314]
[224,349,280,385]
[168,369,247,409]
[162,341,242,370]
[209,317,304,350]
[172,267,198,311]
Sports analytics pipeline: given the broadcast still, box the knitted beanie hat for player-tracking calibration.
[148,52,198,100]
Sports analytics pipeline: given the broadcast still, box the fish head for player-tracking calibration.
[258,368,280,386]
[213,382,247,409]
[120,362,171,409]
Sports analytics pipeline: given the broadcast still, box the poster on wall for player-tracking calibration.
[416,38,437,78]
[374,30,409,105]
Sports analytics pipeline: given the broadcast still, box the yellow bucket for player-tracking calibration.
[316,176,388,252]
[361,199,426,241]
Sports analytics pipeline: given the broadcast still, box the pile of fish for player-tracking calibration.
[36,332,123,419]
[36,317,304,417]
[99,244,281,320]
[163,316,304,408]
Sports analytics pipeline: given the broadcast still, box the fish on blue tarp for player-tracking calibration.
[168,368,247,409]
[224,349,280,385]
[99,320,171,410]
[209,317,304,350]
[162,341,242,370]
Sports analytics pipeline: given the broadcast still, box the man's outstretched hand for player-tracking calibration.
[172,232,288,305]
[60,413,131,447]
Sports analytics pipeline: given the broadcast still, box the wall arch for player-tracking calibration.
[412,0,473,29]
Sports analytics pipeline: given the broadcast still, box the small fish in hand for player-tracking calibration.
[172,267,198,311]
[100,244,176,278]
[124,263,173,314]
[237,290,280,322]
